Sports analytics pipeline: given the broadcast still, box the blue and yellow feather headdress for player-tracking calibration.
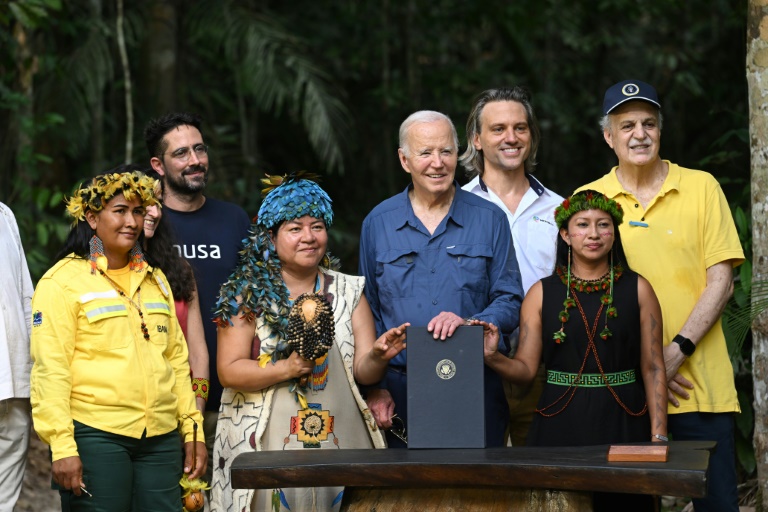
[257,173,334,230]
[214,173,338,359]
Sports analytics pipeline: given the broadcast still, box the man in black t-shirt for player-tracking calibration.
[145,112,251,487]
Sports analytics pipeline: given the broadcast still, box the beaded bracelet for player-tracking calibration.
[191,378,209,401]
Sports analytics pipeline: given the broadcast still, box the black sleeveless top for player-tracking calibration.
[527,269,651,447]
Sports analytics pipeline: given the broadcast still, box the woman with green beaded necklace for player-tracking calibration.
[475,190,667,511]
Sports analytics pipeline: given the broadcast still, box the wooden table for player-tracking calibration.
[231,441,713,511]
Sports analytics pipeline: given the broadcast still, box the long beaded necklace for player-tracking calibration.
[98,269,151,341]
[287,273,333,398]
[553,261,623,343]
[537,281,647,418]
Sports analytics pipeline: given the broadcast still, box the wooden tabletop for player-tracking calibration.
[231,440,713,497]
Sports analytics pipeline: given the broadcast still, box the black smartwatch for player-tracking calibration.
[672,334,696,357]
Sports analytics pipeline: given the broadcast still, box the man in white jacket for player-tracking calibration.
[460,87,562,446]
[0,202,34,512]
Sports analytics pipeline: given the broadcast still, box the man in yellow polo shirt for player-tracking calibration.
[578,79,744,512]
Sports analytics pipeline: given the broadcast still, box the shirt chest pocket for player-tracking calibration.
[143,299,172,348]
[446,244,491,294]
[525,220,559,273]
[81,298,132,351]
[376,248,417,299]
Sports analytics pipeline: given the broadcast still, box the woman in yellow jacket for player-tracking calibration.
[30,171,206,511]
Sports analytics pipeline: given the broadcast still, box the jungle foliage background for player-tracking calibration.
[1,0,757,494]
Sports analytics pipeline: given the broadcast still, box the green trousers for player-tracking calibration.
[60,421,182,512]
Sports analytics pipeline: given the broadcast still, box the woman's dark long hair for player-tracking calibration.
[54,220,96,261]
[554,190,631,273]
[141,169,196,303]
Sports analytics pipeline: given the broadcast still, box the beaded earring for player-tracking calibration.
[128,242,147,272]
[554,245,574,343]
[599,251,618,340]
[89,235,105,273]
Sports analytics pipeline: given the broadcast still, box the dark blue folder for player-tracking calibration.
[406,325,486,448]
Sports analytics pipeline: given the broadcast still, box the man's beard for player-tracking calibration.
[165,164,209,195]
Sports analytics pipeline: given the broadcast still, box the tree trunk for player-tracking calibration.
[11,20,37,202]
[90,0,105,174]
[747,2,768,510]
[116,0,134,163]
[379,0,396,197]
[140,0,178,114]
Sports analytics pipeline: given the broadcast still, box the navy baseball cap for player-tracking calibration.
[603,80,660,115]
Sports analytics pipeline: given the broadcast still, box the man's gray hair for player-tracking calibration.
[399,110,459,157]
[459,87,540,179]
[600,111,664,132]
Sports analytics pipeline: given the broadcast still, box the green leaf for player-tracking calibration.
[35,188,51,211]
[41,0,63,9]
[732,287,748,309]
[735,435,756,475]
[8,3,34,28]
[43,112,65,125]
[735,390,754,438]
[732,207,748,236]
[56,223,71,242]
[36,223,49,246]
[739,260,752,296]
[50,191,64,208]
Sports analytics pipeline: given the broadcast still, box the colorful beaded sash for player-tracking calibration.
[547,369,636,387]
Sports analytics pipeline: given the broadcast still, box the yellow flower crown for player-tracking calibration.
[65,171,160,222]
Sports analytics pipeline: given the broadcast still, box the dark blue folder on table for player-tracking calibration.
[406,325,486,448]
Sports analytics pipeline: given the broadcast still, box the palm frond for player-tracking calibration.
[186,0,349,173]
[36,18,114,154]
[723,279,768,357]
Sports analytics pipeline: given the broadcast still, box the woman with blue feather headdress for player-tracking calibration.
[210,174,408,512]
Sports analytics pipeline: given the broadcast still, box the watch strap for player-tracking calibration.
[672,334,695,357]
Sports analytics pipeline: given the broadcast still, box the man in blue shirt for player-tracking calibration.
[359,110,523,448]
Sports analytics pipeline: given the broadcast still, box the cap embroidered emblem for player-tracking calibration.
[621,83,639,96]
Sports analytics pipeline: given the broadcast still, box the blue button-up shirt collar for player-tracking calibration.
[360,182,523,367]
[393,182,467,235]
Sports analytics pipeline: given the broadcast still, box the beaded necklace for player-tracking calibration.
[556,266,613,293]
[553,262,623,343]
[536,290,647,418]
[287,273,333,396]
[98,269,150,341]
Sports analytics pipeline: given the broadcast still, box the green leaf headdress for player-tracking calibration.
[554,190,623,229]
